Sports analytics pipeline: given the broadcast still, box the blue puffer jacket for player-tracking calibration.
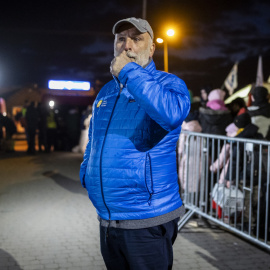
[80,60,190,221]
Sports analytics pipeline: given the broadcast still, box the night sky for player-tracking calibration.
[0,0,270,95]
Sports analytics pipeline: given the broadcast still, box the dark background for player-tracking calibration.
[0,0,270,95]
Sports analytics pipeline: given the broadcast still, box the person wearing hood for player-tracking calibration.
[247,86,270,139]
[199,89,233,136]
[228,97,247,118]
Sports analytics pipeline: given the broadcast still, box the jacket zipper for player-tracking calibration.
[146,152,154,205]
[99,86,121,236]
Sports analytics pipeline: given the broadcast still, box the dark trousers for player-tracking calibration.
[27,128,36,153]
[46,128,57,152]
[100,218,179,270]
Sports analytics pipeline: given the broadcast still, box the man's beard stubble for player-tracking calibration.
[114,48,151,68]
[125,51,150,67]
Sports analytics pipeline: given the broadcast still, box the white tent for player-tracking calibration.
[225,82,270,104]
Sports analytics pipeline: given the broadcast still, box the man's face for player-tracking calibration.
[114,26,155,67]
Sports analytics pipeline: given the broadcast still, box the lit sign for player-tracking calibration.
[48,80,90,91]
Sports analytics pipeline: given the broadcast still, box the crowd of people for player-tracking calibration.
[183,85,270,139]
[0,100,93,155]
[178,85,270,237]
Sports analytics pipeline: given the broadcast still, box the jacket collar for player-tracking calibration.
[145,59,156,73]
[113,59,156,88]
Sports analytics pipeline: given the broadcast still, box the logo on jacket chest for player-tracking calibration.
[97,100,108,108]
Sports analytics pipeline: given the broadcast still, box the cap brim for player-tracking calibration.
[112,20,147,35]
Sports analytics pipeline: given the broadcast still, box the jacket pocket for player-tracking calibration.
[145,152,154,205]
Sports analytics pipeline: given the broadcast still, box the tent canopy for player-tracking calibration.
[225,83,270,104]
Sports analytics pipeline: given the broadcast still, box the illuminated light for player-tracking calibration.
[48,80,90,91]
[156,38,164,44]
[167,29,175,36]
[49,100,55,108]
[3,112,7,116]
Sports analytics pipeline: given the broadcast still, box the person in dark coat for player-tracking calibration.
[225,113,264,186]
[2,115,17,152]
[225,113,266,233]
[25,102,39,154]
[228,97,247,118]
[247,86,270,139]
[37,102,48,152]
[199,89,233,135]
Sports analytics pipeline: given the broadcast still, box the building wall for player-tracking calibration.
[4,86,97,116]
[5,87,42,115]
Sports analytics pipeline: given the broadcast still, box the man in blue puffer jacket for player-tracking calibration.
[80,17,190,270]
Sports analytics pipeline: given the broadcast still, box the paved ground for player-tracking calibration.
[0,151,269,270]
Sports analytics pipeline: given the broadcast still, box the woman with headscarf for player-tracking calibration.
[199,89,233,135]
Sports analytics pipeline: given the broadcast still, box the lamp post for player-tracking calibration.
[156,29,175,73]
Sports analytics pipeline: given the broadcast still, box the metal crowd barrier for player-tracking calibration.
[177,131,270,251]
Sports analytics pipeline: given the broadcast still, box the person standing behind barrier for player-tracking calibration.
[225,113,265,231]
[178,117,202,199]
[210,105,247,186]
[25,102,39,154]
[228,97,247,118]
[225,113,264,186]
[247,86,270,140]
[210,122,239,186]
[80,17,190,270]
[199,89,233,212]
[199,89,233,136]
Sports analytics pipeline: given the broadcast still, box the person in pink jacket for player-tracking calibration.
[210,122,239,187]
[178,119,202,195]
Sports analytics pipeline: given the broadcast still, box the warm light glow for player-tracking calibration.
[156,38,164,43]
[167,29,175,36]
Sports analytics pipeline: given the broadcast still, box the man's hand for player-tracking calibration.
[110,51,135,77]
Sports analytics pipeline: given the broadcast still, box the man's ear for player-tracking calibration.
[251,95,255,102]
[149,42,155,58]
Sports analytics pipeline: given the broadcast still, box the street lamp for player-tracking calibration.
[156,29,175,73]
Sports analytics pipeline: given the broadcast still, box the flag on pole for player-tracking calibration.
[224,62,238,96]
[256,55,264,86]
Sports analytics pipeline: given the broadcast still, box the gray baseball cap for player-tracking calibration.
[112,17,154,40]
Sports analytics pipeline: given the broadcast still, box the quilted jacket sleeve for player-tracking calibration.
[79,117,93,188]
[118,62,191,131]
